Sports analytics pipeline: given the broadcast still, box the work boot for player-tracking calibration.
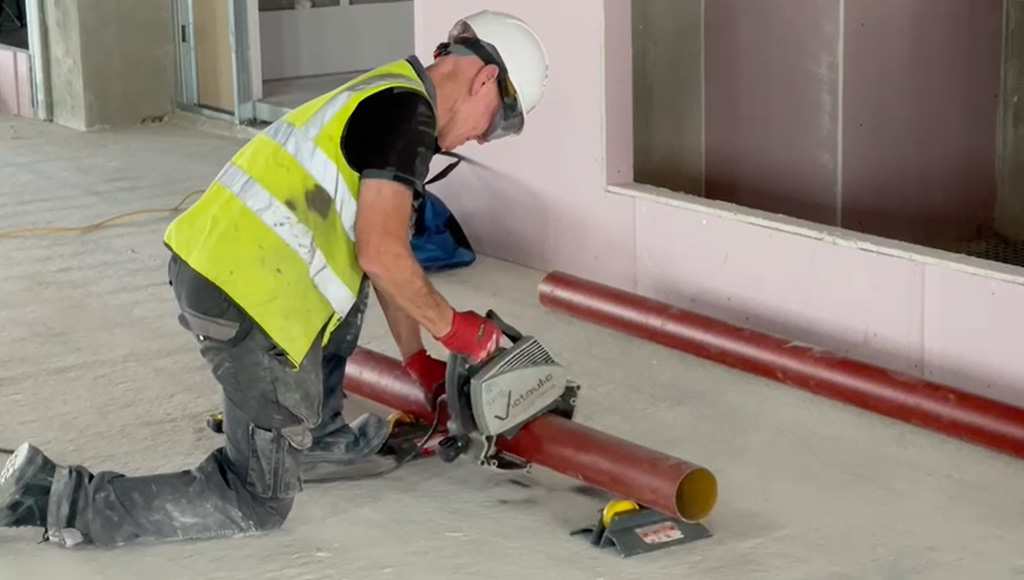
[0,443,56,529]
[302,413,395,481]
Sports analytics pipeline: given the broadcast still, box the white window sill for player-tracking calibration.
[606,181,1024,285]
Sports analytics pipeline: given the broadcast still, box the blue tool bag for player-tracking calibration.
[411,152,476,272]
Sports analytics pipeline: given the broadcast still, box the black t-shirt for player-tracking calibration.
[341,86,439,200]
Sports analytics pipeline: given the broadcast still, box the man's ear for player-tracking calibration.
[470,64,501,96]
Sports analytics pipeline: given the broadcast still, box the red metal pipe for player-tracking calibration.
[346,348,437,423]
[495,407,718,523]
[343,347,718,523]
[538,270,1024,461]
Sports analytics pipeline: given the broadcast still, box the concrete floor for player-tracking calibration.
[2,114,1024,579]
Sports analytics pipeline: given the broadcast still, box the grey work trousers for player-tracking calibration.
[43,253,370,547]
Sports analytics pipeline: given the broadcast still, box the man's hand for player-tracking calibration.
[402,349,447,399]
[436,311,504,364]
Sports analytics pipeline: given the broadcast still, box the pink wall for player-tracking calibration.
[704,0,842,226]
[0,47,33,117]
[841,0,1003,243]
[415,0,1024,409]
[414,0,638,291]
[701,0,1004,244]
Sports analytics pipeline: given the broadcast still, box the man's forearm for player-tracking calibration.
[353,178,455,340]
[372,282,427,360]
[361,241,454,339]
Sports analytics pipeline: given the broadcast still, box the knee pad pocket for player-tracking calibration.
[247,424,310,499]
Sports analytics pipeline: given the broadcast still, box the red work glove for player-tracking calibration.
[437,310,503,364]
[403,349,447,401]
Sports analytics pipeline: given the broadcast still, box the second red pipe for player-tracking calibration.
[538,270,1024,461]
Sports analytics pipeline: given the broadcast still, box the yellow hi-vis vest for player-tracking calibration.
[164,59,434,368]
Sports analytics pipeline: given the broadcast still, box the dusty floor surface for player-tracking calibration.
[2,114,1024,579]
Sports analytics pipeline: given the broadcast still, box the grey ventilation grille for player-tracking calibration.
[494,338,556,373]
[939,236,1024,269]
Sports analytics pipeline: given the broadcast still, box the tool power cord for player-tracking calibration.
[0,190,204,239]
[0,151,469,240]
[0,190,205,457]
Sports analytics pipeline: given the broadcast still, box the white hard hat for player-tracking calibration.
[435,10,549,142]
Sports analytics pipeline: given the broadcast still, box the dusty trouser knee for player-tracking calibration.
[44,388,314,548]
[219,396,308,528]
[39,257,328,548]
[41,396,310,547]
[170,252,324,500]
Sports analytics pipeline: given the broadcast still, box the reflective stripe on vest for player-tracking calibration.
[214,163,356,315]
[164,61,433,367]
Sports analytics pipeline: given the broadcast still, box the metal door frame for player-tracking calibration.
[229,0,256,124]
[173,0,199,107]
[24,0,50,120]
[172,0,258,125]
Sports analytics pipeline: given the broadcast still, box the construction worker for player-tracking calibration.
[0,10,548,548]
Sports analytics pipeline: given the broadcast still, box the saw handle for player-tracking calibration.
[441,310,522,438]
[484,309,524,343]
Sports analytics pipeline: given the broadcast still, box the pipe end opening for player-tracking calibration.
[676,467,718,523]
